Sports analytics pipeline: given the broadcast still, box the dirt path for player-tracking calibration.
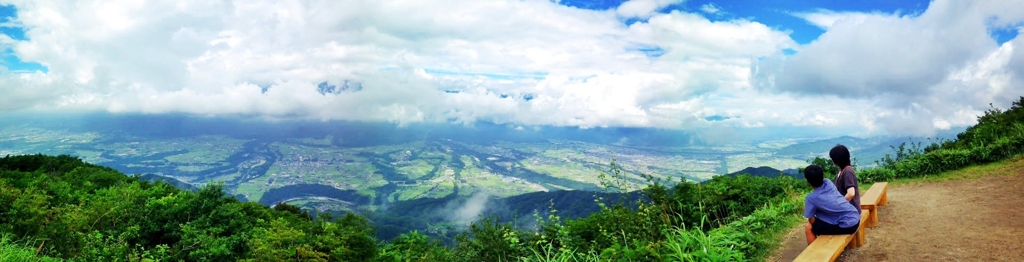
[771,161,1024,261]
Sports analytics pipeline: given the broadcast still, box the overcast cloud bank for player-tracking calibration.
[0,0,1022,137]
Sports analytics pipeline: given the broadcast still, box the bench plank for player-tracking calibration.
[794,235,853,262]
[878,183,888,206]
[861,182,888,204]
[795,210,870,261]
[860,182,888,228]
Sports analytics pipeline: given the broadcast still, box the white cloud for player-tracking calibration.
[755,0,1024,135]
[791,10,882,30]
[700,3,721,15]
[0,0,798,131]
[1,0,1021,138]
[616,0,683,19]
[933,118,951,130]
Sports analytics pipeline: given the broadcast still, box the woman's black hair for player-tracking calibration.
[829,144,851,168]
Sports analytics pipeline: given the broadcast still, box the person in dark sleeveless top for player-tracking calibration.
[830,144,860,212]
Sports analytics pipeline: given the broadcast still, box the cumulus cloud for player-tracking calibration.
[0,0,797,131]
[791,10,883,30]
[1,0,1020,137]
[699,3,722,15]
[755,0,1024,135]
[616,0,683,19]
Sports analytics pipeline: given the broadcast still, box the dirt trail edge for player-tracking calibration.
[771,166,1024,261]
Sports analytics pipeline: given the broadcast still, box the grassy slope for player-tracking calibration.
[890,154,1024,184]
[747,199,806,261]
[861,154,1024,191]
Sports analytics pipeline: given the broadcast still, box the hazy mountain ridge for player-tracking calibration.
[775,130,962,167]
[138,174,198,191]
[0,114,945,232]
[726,166,800,179]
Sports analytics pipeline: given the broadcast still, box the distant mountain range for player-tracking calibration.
[139,174,198,191]
[726,166,800,179]
[774,130,962,167]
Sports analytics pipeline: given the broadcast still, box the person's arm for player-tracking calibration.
[808,216,816,225]
[841,168,858,201]
[844,187,855,201]
[804,198,816,220]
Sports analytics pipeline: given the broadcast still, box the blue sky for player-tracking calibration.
[559,0,936,44]
[0,0,1022,139]
[558,0,1019,45]
[0,5,46,73]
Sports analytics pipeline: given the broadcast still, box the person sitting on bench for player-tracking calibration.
[803,164,861,245]
[830,144,860,213]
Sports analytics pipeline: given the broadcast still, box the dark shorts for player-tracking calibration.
[811,219,858,236]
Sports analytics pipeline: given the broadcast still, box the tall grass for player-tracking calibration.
[0,234,61,262]
[519,198,803,262]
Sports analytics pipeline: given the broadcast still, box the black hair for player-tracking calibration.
[804,164,825,188]
[829,144,851,168]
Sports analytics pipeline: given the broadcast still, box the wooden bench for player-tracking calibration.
[860,182,889,228]
[794,210,871,262]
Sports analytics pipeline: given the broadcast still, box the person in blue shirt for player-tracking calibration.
[803,164,861,245]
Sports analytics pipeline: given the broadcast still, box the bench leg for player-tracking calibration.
[853,210,869,248]
[855,224,866,247]
[879,190,888,206]
[850,231,860,248]
[866,207,878,228]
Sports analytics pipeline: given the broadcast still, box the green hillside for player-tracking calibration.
[0,154,805,261]
[0,154,377,261]
[2,97,1022,261]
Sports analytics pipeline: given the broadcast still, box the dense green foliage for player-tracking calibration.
[0,154,377,261]
[1,233,61,262]
[372,163,806,262]
[860,97,1024,183]
[1,154,805,261]
[369,189,644,244]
